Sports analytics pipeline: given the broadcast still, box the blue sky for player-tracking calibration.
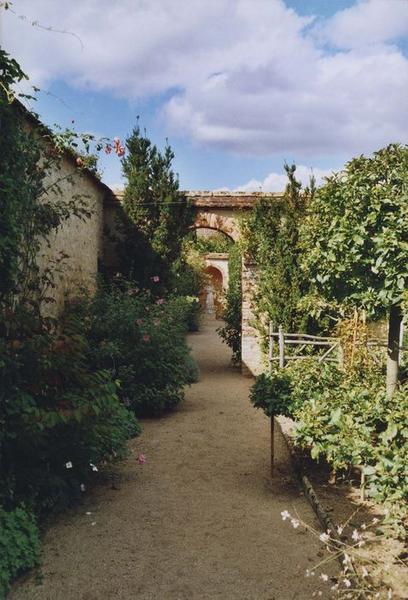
[3,0,408,191]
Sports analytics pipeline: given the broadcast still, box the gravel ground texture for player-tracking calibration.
[10,318,333,600]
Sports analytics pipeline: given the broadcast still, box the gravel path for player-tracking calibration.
[11,318,331,600]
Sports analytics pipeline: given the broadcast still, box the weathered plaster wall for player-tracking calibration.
[241,260,265,377]
[37,157,107,316]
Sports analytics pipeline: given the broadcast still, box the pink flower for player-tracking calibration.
[151,275,160,283]
[105,144,112,154]
[135,319,144,326]
[76,157,83,167]
[137,453,146,465]
[113,137,125,157]
[156,299,164,305]
[142,334,150,342]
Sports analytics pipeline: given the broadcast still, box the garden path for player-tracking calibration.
[11,318,331,600]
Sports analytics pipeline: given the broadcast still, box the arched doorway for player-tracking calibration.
[202,264,224,319]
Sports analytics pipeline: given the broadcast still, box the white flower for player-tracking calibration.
[361,566,368,578]
[281,510,290,521]
[291,519,300,529]
[86,511,92,515]
[320,573,328,582]
[337,525,343,535]
[387,590,393,599]
[319,532,330,543]
[361,523,367,530]
[372,517,379,524]
[90,463,98,472]
[351,529,361,542]
[65,461,73,469]
[91,521,96,526]
[80,484,86,492]
[343,578,351,588]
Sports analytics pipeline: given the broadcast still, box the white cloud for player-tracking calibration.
[3,0,408,158]
[234,165,335,192]
[314,0,408,49]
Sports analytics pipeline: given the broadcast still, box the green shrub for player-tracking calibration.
[0,304,139,516]
[167,294,201,333]
[0,505,40,599]
[250,371,294,417]
[218,244,242,363]
[86,284,197,417]
[250,360,407,509]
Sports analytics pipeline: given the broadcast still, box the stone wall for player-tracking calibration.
[36,159,113,316]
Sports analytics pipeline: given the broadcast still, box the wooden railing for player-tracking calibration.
[268,324,342,371]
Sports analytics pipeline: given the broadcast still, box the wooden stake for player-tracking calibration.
[270,415,275,477]
[268,321,274,373]
[278,326,285,369]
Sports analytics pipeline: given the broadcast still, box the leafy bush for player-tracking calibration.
[170,255,204,331]
[0,505,40,599]
[250,360,407,509]
[250,371,293,417]
[0,304,139,516]
[218,244,242,363]
[85,283,197,417]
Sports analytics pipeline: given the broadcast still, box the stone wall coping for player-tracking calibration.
[204,253,229,259]
[112,189,284,209]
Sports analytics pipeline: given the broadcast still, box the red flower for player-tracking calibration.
[113,137,125,157]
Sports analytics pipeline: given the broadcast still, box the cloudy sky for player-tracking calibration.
[2,0,408,190]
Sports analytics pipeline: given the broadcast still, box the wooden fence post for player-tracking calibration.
[278,326,285,369]
[270,415,275,478]
[268,321,274,373]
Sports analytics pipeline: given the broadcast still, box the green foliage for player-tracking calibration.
[250,371,293,417]
[251,360,407,509]
[170,254,203,331]
[218,243,242,363]
[241,165,316,334]
[302,144,408,318]
[120,126,194,291]
[0,303,139,515]
[0,50,140,593]
[85,283,197,417]
[0,505,39,599]
[190,232,233,254]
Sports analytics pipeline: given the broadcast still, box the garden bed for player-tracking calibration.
[277,416,408,599]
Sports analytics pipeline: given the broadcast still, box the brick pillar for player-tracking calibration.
[241,259,264,377]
